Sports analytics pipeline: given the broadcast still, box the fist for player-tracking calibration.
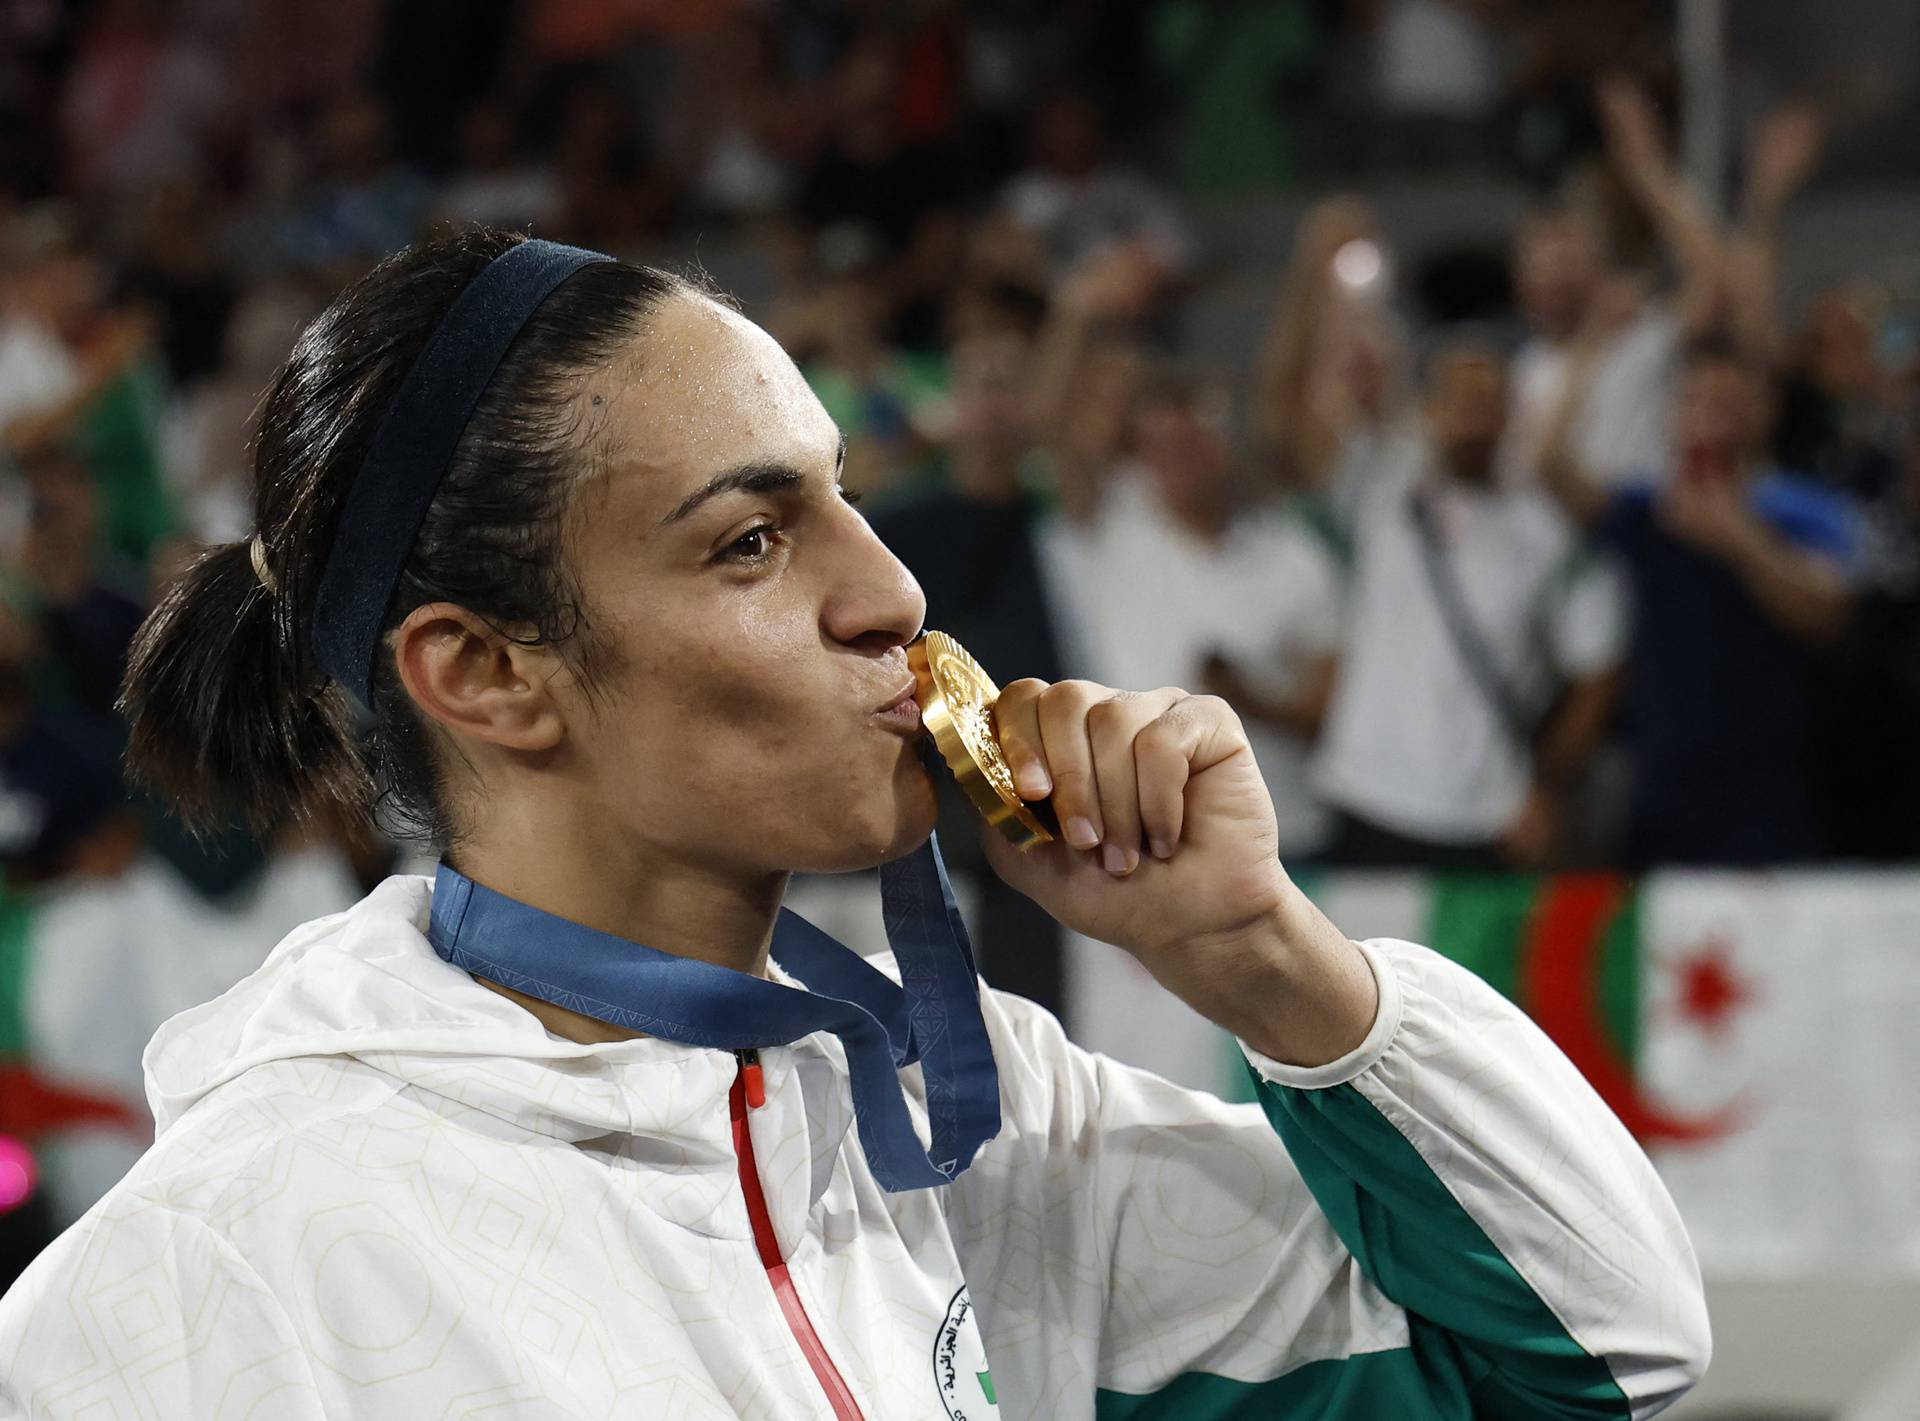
[974,679,1290,994]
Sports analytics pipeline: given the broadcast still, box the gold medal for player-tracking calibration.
[907,631,1059,852]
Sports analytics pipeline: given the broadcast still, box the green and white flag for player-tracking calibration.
[1068,869,1920,1283]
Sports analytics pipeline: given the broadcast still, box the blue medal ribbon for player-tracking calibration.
[426,830,1001,1191]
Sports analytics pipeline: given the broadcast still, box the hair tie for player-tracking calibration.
[249,534,278,595]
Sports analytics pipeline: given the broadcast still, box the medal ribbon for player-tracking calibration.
[425,830,1001,1191]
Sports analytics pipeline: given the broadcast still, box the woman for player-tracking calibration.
[0,232,1707,1418]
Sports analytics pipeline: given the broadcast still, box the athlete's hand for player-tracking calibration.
[982,679,1280,947]
[971,679,1375,1062]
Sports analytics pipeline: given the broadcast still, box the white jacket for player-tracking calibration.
[0,873,1708,1419]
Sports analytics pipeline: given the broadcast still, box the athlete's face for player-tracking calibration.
[558,292,935,874]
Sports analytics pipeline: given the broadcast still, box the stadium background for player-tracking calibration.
[2,2,1918,1416]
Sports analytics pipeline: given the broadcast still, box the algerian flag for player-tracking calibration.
[1632,871,1920,1283]
[1067,869,1920,1284]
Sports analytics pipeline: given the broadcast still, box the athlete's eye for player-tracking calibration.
[718,523,778,564]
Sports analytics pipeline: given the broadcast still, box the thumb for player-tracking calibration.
[972,798,1075,900]
[972,798,1033,882]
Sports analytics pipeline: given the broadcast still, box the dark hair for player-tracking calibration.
[119,228,688,847]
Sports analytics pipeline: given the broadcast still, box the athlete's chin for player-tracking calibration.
[773,750,938,874]
[892,762,941,852]
[841,757,940,870]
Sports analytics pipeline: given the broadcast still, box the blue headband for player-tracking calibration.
[311,238,613,706]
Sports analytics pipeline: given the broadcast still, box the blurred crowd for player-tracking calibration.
[1,0,1917,894]
[2,0,1920,1269]
[2,0,1918,903]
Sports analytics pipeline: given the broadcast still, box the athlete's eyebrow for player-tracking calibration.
[658,464,804,527]
[658,432,849,528]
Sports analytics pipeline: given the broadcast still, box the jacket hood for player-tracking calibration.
[141,875,853,1170]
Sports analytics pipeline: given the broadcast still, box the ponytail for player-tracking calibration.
[119,538,368,837]
[114,229,683,849]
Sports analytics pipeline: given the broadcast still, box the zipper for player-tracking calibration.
[731,1048,867,1421]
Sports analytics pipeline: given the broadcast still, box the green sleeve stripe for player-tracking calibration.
[1097,1334,1472,1420]
[1093,1068,1631,1420]
[1250,1068,1630,1419]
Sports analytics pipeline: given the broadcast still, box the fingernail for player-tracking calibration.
[1150,837,1172,860]
[1102,843,1136,875]
[1066,816,1099,849]
[1017,762,1051,799]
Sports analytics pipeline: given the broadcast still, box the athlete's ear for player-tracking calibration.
[389,601,566,753]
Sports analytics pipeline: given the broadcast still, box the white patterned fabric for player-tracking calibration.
[0,875,1706,1418]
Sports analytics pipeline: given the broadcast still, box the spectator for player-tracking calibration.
[1721,101,1828,368]
[1366,0,1505,169]
[1150,0,1320,194]
[1541,329,1858,865]
[1501,1,1664,183]
[375,0,517,170]
[1498,76,1726,493]
[797,39,963,261]
[0,220,175,567]
[275,93,435,278]
[785,236,948,504]
[1022,241,1157,527]
[58,0,231,203]
[5,441,147,727]
[681,13,811,222]
[1253,196,1413,501]
[1047,365,1344,860]
[0,214,86,444]
[1774,284,1909,515]
[998,93,1193,287]
[1314,341,1625,868]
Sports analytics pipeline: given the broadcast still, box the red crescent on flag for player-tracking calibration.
[0,1061,149,1141]
[1517,875,1738,1146]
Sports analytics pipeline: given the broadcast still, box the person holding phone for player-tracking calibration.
[1540,329,1859,865]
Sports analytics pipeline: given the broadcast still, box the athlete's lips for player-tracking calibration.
[873,680,922,735]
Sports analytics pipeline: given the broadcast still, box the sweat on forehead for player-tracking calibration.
[592,298,811,410]
[573,294,837,502]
